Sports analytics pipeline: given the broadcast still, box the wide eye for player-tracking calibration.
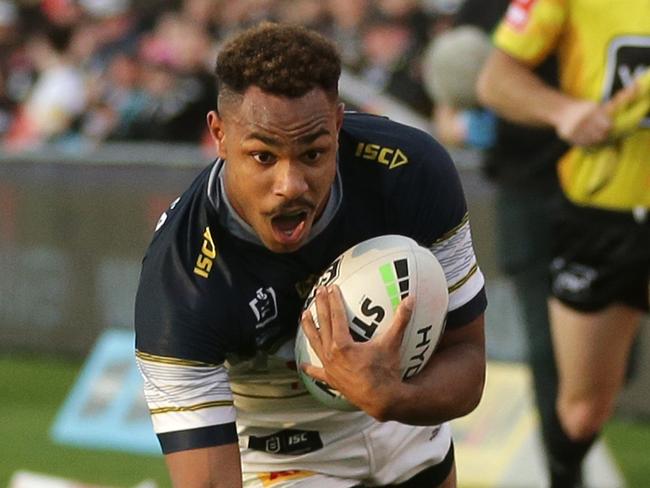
[303,149,324,163]
[252,152,277,165]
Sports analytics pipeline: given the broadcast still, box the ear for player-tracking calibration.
[207,110,227,159]
[335,102,345,133]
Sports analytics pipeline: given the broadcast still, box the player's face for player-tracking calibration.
[207,86,344,253]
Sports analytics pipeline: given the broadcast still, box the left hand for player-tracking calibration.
[299,285,415,419]
[604,71,650,139]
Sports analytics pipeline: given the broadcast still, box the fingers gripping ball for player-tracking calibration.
[295,235,449,410]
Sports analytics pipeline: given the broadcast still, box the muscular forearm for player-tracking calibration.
[300,288,487,426]
[372,316,486,425]
[476,49,570,128]
[477,49,613,146]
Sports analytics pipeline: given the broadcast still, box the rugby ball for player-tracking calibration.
[295,235,449,411]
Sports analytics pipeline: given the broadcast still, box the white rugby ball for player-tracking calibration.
[295,234,449,411]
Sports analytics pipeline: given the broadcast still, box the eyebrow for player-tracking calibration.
[246,128,332,147]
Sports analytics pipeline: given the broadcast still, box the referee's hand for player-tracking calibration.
[555,99,612,147]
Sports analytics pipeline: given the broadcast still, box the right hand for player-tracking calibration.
[300,285,414,421]
[555,99,612,147]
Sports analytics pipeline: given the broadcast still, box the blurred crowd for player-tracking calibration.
[0,0,461,152]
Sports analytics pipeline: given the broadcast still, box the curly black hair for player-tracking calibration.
[215,22,341,101]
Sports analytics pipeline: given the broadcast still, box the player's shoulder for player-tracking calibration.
[338,111,458,195]
[135,161,239,363]
[141,163,219,281]
[341,111,444,154]
[339,111,454,174]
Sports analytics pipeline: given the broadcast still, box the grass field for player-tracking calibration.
[2,353,650,488]
[0,354,169,488]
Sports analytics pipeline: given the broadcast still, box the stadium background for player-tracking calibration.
[1,0,649,486]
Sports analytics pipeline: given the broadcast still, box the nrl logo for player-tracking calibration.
[249,287,278,329]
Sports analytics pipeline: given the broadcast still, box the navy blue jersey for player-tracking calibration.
[135,112,486,454]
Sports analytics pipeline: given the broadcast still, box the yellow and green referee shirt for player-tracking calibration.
[494,0,650,211]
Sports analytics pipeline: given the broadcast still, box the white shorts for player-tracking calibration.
[239,418,452,487]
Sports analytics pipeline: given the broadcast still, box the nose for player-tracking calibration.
[273,160,309,200]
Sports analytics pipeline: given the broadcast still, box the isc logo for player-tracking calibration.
[355,142,409,169]
[193,226,217,278]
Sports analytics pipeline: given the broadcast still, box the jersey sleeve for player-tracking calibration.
[135,252,241,453]
[135,190,243,454]
[135,352,237,454]
[494,0,567,66]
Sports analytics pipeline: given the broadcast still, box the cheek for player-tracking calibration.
[219,135,236,160]
[303,169,333,207]
[217,141,227,159]
[312,163,337,195]
[230,164,272,208]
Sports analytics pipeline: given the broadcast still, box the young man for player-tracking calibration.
[135,23,487,488]
[477,1,650,486]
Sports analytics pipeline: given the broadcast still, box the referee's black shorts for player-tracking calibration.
[549,198,650,313]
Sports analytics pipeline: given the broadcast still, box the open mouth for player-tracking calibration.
[271,210,309,244]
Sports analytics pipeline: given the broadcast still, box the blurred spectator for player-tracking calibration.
[423,25,496,148]
[377,0,432,48]
[78,0,143,73]
[323,0,368,70]
[180,0,219,35]
[272,0,328,31]
[117,14,216,142]
[358,11,433,116]
[0,0,16,44]
[0,0,448,148]
[0,0,20,139]
[40,0,84,28]
[81,0,130,18]
[0,67,14,139]
[214,0,276,39]
[80,52,145,141]
[7,25,86,149]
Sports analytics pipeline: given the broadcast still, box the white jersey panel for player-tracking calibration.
[429,214,485,311]
[136,351,236,434]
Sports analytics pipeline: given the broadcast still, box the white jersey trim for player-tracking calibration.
[136,352,236,434]
[429,214,485,311]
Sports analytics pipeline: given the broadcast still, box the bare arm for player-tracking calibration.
[385,313,485,424]
[165,443,243,488]
[476,48,611,146]
[301,286,485,425]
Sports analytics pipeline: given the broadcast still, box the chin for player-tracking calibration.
[264,239,305,254]
[259,230,309,253]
